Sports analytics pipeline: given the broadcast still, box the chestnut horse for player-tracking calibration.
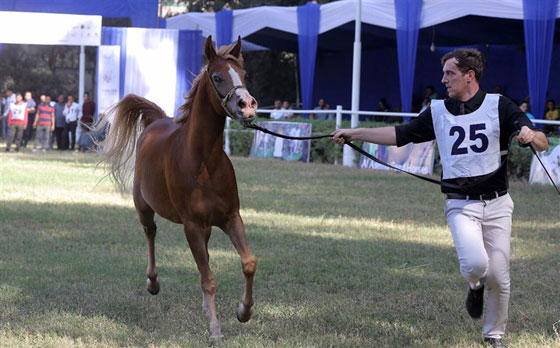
[99,36,258,339]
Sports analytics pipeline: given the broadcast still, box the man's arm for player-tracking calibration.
[50,111,55,131]
[332,126,397,146]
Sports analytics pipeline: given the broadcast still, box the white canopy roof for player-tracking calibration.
[166,0,560,38]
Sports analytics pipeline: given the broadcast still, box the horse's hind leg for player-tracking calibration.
[184,222,223,339]
[134,189,160,295]
[224,214,256,323]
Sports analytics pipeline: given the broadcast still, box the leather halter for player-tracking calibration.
[205,66,244,120]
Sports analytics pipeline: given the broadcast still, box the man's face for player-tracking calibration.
[547,101,554,110]
[519,103,528,113]
[16,95,23,102]
[68,96,74,104]
[24,92,32,101]
[58,95,64,103]
[441,58,470,100]
[274,100,281,109]
[318,99,325,108]
[282,101,289,109]
[84,93,89,101]
[46,96,51,104]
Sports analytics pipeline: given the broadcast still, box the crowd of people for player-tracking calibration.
[0,90,100,152]
[267,90,560,134]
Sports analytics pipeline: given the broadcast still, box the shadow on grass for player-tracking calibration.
[1,200,559,347]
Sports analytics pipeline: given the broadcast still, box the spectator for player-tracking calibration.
[78,92,96,152]
[63,95,82,151]
[270,99,284,120]
[5,93,27,152]
[0,94,5,139]
[518,101,535,120]
[281,100,294,119]
[51,95,67,150]
[2,89,16,139]
[21,91,36,149]
[376,98,392,122]
[90,113,109,146]
[33,95,55,152]
[544,99,559,134]
[420,97,432,113]
[81,92,95,128]
[311,98,331,120]
[426,85,439,100]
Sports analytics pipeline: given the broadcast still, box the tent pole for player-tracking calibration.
[294,53,301,108]
[79,45,85,105]
[343,0,361,167]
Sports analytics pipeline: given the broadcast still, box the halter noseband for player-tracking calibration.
[205,66,244,119]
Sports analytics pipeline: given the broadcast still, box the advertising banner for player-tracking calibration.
[0,12,101,46]
[250,122,312,162]
[359,141,436,175]
[529,137,560,186]
[96,45,120,116]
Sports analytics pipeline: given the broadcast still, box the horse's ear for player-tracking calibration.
[204,35,217,62]
[230,36,242,58]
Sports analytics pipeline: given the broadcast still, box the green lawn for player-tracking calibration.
[0,151,558,348]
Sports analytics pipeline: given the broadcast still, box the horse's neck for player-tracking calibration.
[181,90,226,163]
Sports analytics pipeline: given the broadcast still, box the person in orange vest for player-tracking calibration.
[5,93,27,152]
[33,95,55,152]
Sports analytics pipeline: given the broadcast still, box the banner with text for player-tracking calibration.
[250,122,312,162]
[359,141,436,175]
[0,12,101,46]
[96,45,121,116]
[529,137,560,186]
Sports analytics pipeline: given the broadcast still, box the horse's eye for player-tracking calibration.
[213,76,222,83]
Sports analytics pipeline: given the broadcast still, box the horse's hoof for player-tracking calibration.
[236,303,252,323]
[146,277,160,295]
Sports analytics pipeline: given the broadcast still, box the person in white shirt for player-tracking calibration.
[281,100,294,119]
[270,99,284,120]
[62,95,82,150]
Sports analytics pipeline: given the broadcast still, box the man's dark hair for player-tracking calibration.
[441,48,485,81]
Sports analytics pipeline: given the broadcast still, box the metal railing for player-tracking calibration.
[224,105,560,162]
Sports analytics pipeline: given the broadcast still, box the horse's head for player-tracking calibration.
[204,35,258,125]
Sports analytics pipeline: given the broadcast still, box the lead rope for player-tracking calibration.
[245,122,560,197]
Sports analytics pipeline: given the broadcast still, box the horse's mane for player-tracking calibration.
[175,43,244,124]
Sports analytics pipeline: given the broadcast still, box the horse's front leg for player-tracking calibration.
[223,213,257,322]
[184,222,223,339]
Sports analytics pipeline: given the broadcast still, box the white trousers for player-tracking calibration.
[445,193,514,339]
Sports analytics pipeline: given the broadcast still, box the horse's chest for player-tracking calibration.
[187,168,236,217]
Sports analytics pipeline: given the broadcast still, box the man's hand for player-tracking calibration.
[515,125,536,145]
[331,129,354,145]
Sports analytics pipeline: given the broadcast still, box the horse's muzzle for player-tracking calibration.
[233,92,257,123]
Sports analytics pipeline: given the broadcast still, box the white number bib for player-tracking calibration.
[431,94,501,180]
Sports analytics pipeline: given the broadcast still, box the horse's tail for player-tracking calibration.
[98,94,166,193]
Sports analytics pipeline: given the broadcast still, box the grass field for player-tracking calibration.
[0,151,558,348]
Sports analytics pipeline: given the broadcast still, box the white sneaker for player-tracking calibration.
[32,149,37,153]
[41,149,47,152]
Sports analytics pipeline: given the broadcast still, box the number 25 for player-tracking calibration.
[450,123,489,156]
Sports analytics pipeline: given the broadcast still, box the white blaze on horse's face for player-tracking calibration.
[227,63,258,120]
